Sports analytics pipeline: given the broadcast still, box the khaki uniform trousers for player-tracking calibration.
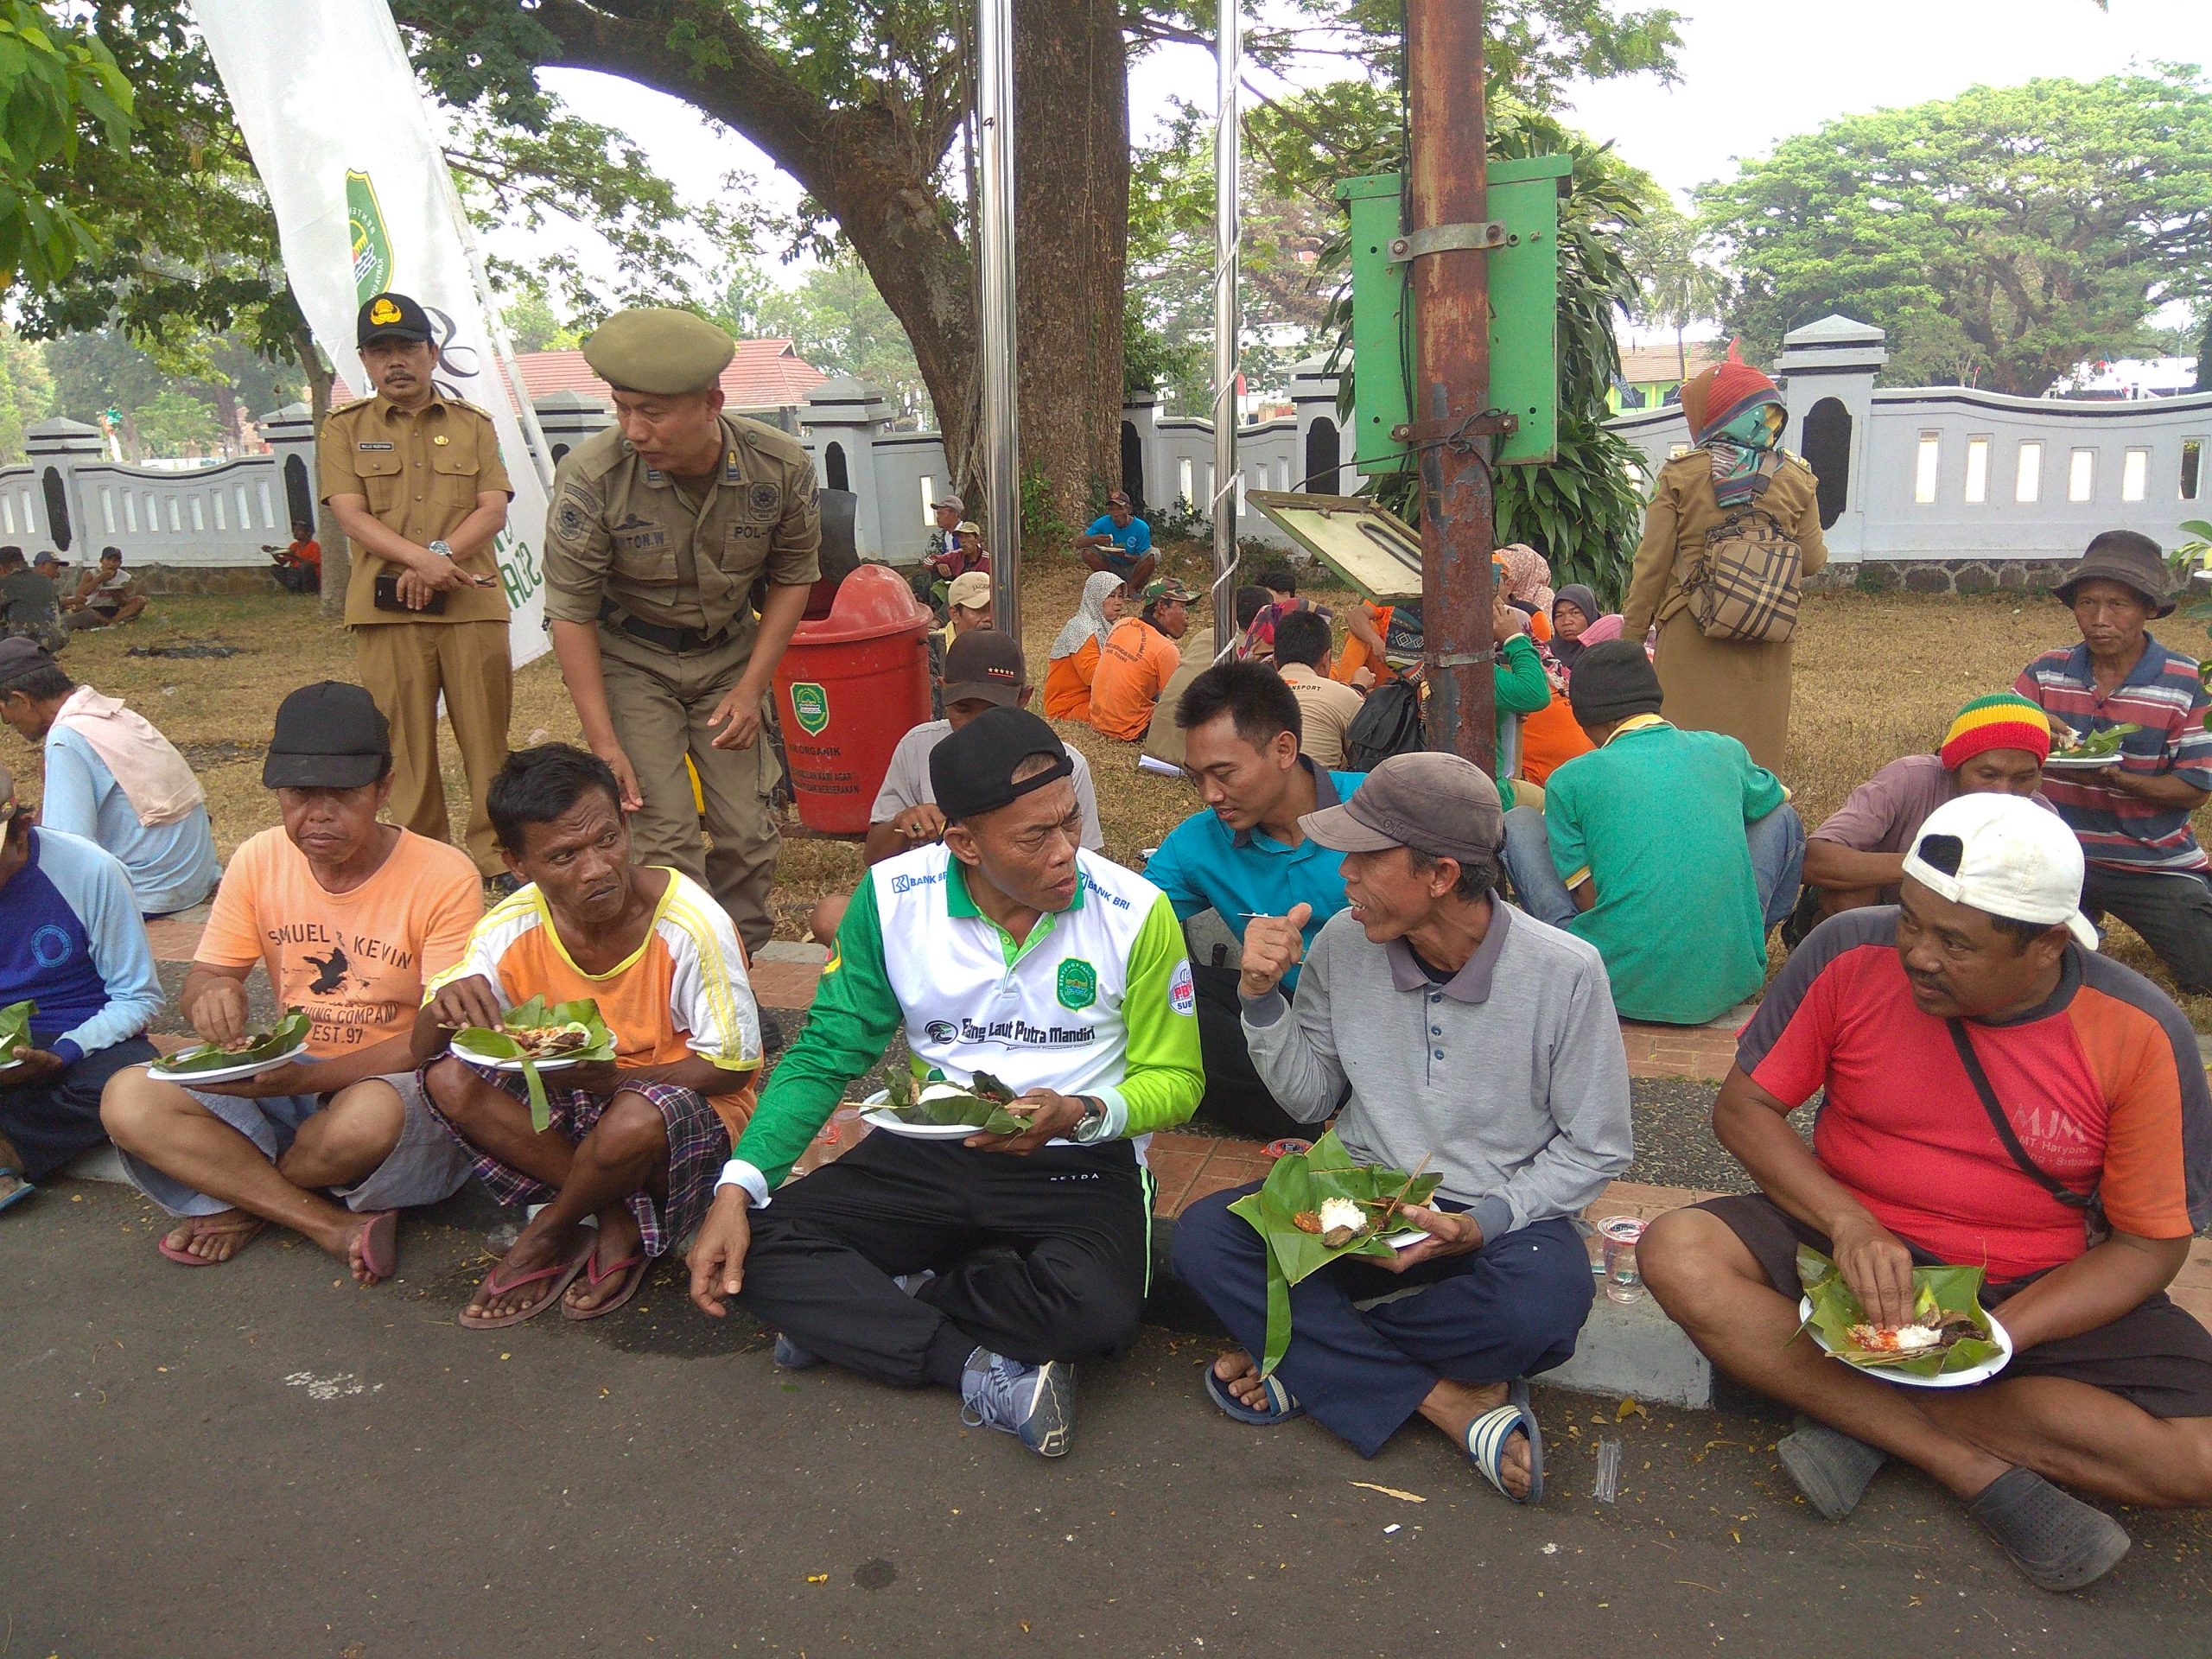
[596,624,779,954]
[353,619,512,876]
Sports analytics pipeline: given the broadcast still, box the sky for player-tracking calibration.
[503,0,2207,323]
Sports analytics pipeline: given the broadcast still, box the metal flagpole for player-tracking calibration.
[1208,0,1239,655]
[976,0,1022,639]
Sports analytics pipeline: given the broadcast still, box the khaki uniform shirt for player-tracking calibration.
[318,392,515,627]
[541,414,822,646]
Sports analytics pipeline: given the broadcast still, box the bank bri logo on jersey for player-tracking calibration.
[1056,957,1097,1012]
[790,682,830,736]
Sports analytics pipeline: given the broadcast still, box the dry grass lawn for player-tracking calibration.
[42,559,2212,1022]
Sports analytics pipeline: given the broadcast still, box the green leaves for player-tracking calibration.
[1795,1246,2003,1382]
[1229,1128,1443,1375]
[153,1008,312,1077]
[879,1068,1029,1136]
[0,997,33,1064]
[454,997,617,1132]
[0,0,133,291]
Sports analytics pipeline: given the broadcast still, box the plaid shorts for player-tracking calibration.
[429,1063,730,1259]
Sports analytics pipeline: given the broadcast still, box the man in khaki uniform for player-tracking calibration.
[319,291,514,881]
[542,308,821,954]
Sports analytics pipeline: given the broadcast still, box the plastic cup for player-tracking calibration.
[1599,1215,1646,1304]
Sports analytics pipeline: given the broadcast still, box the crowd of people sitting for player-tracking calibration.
[1,319,2207,1595]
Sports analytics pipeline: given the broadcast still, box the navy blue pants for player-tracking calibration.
[0,1036,158,1181]
[1170,1183,1595,1458]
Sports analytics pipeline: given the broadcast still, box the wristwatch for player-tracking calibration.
[1073,1096,1109,1142]
[427,539,454,560]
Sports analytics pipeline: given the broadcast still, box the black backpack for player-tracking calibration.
[1341,679,1426,772]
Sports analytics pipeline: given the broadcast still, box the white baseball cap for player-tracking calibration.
[1901,792,2099,950]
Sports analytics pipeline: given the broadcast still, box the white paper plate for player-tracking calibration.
[858,1108,989,1140]
[451,1034,590,1074]
[1385,1227,1429,1250]
[2042,753,2123,772]
[149,1039,311,1085]
[1798,1295,2013,1389]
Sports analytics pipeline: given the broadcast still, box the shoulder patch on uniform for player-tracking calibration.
[1168,958,1195,1016]
[746,480,782,523]
[554,484,596,538]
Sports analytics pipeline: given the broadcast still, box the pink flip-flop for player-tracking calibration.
[156,1217,266,1267]
[560,1248,650,1322]
[456,1231,596,1331]
[350,1211,398,1284]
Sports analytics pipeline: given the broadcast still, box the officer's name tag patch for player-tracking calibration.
[747,480,782,523]
[358,441,396,451]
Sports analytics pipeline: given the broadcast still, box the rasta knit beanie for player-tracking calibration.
[1567,639,1665,727]
[1939,693,2053,771]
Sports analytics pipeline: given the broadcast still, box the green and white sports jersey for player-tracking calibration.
[720,843,1203,1203]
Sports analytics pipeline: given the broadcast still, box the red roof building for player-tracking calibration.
[510,340,827,415]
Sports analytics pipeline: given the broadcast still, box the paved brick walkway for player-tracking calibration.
[137,908,2212,1326]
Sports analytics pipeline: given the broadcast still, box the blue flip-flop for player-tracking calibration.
[1465,1378,1545,1504]
[1204,1363,1304,1425]
[0,1171,35,1215]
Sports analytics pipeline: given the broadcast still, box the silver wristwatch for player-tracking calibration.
[1074,1096,1109,1142]
[428,539,454,559]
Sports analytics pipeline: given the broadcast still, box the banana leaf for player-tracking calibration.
[1795,1245,2003,1380]
[453,996,617,1131]
[153,1007,312,1077]
[2053,721,2141,760]
[0,999,34,1066]
[876,1066,1030,1136]
[1229,1128,1444,1376]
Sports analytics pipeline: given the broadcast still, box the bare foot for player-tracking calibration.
[463,1225,585,1323]
[341,1211,396,1287]
[1212,1349,1274,1410]
[1420,1379,1532,1498]
[165,1209,265,1264]
[564,1209,645,1315]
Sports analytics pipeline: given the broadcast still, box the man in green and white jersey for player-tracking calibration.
[690,708,1203,1457]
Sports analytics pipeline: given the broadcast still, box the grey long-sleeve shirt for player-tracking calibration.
[1241,900,1633,1243]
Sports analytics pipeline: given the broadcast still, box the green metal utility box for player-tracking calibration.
[1338,156,1570,472]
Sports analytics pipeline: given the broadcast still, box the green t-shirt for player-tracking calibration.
[1541,717,1787,1025]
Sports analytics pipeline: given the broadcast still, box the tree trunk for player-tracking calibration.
[515,0,1128,553]
[1010,0,1128,539]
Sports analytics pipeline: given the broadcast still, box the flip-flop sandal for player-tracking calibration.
[561,1248,651,1322]
[1204,1363,1304,1426]
[156,1217,267,1267]
[456,1231,595,1331]
[350,1211,398,1284]
[1464,1378,1545,1505]
[0,1170,35,1215]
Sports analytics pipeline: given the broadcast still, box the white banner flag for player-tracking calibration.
[199,0,552,666]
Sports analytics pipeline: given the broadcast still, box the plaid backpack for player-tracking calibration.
[1684,505,1802,644]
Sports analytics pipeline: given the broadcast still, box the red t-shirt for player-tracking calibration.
[1738,907,2201,1281]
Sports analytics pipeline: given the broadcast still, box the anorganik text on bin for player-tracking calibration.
[772,563,933,835]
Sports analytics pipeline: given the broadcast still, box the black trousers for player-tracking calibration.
[2083,865,2212,995]
[1190,963,1309,1142]
[737,1132,1154,1389]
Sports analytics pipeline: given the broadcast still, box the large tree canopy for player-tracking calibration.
[0,0,131,289]
[1699,68,2212,395]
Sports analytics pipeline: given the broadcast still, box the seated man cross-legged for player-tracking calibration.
[416,745,763,1328]
[1642,794,2212,1593]
[1500,638,1803,1026]
[1171,754,1633,1502]
[102,684,483,1277]
[689,708,1204,1459]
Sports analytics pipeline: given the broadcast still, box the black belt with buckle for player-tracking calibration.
[599,600,729,654]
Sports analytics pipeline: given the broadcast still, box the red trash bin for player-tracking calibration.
[772,564,934,835]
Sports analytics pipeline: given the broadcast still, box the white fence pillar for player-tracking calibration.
[1775,314,1887,560]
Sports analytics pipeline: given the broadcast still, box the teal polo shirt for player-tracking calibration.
[1541,715,1787,1025]
[1141,759,1363,992]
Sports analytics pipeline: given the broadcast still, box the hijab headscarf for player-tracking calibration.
[1050,570,1124,660]
[1497,544,1554,613]
[1549,583,1601,670]
[1680,342,1785,512]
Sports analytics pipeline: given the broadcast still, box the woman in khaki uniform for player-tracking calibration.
[1620,350,1825,772]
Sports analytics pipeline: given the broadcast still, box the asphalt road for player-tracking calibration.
[10,1180,2212,1657]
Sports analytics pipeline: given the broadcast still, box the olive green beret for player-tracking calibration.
[582,308,736,396]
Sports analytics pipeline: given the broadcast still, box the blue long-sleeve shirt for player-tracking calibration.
[41,727,221,917]
[0,828,162,1062]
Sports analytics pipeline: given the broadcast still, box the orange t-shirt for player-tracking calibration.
[196,826,482,1058]
[1089,617,1183,741]
[1332,602,1399,687]
[1518,691,1593,785]
[1043,638,1101,721]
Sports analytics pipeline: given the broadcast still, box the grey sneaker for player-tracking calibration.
[960,1350,1075,1458]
